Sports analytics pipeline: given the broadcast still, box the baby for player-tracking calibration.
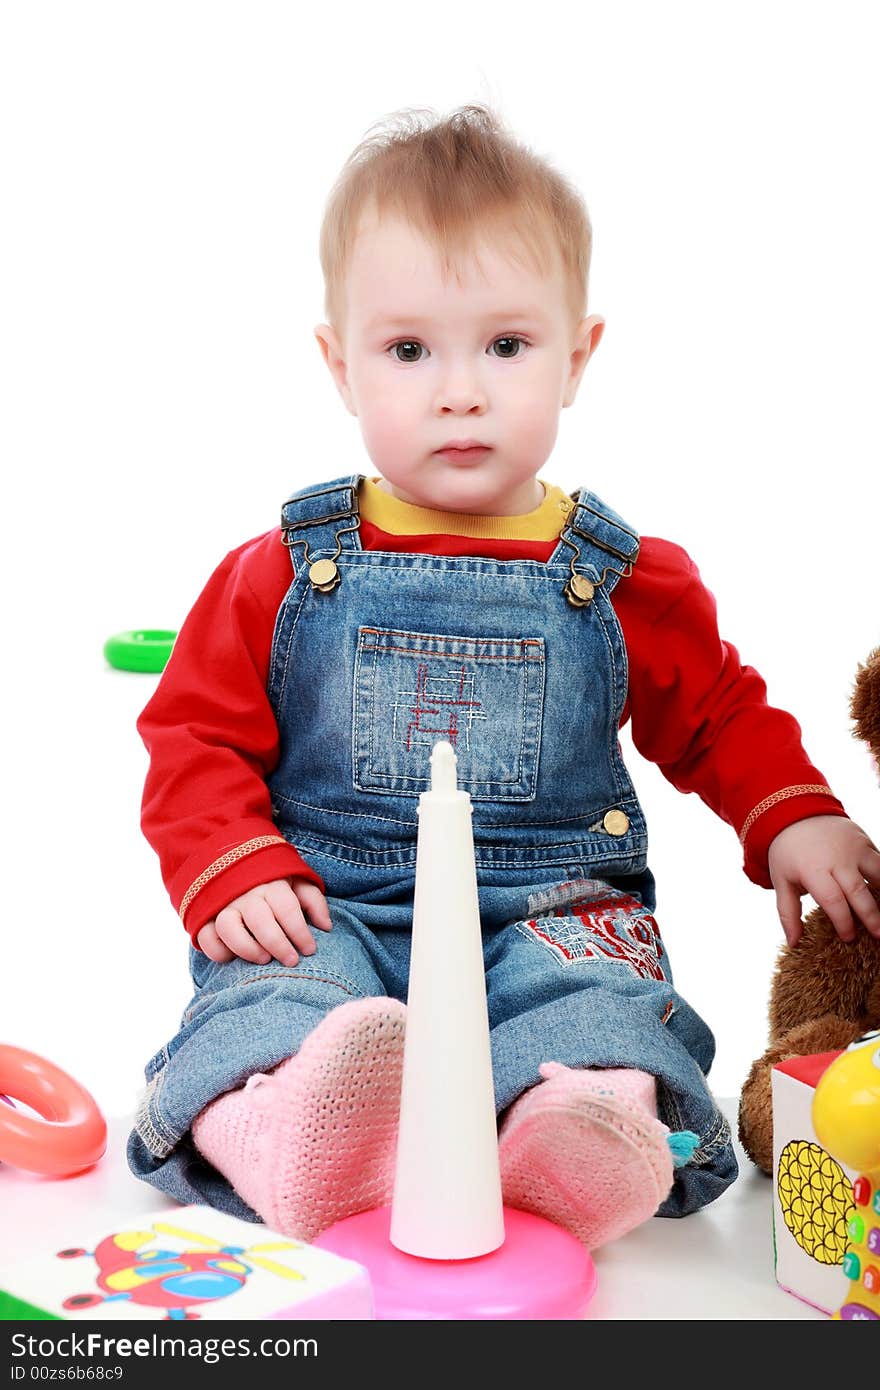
[127,104,880,1250]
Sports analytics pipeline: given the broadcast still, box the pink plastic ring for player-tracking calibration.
[0,1045,107,1176]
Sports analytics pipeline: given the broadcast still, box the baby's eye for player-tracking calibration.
[490,335,528,358]
[390,340,425,364]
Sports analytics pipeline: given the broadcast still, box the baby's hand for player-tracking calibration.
[768,815,880,947]
[196,878,333,965]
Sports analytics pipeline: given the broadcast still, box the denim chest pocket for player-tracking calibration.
[353,626,545,800]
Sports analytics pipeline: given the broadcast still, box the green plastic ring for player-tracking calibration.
[103,630,177,673]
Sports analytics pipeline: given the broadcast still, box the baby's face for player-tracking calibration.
[315,210,603,515]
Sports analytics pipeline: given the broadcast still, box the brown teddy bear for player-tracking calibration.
[738,646,880,1174]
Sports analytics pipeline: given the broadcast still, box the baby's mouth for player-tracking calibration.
[434,445,493,463]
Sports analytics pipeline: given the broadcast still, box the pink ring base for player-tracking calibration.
[314,1205,597,1320]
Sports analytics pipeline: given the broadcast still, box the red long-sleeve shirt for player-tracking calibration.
[137,479,846,945]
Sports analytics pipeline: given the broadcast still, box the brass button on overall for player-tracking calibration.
[309,558,340,593]
[603,809,630,836]
[564,573,595,607]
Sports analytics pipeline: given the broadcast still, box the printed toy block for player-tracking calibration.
[0,1204,373,1321]
[772,1051,856,1315]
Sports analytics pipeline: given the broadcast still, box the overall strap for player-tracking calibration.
[280,474,364,590]
[550,487,641,605]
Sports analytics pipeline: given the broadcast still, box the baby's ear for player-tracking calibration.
[851,646,880,764]
[312,324,357,416]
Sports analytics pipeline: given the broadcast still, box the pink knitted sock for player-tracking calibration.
[498,1063,674,1249]
[191,997,406,1242]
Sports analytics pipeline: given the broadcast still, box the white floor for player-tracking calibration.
[1,1102,825,1320]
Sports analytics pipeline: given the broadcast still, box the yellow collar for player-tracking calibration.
[359,476,575,541]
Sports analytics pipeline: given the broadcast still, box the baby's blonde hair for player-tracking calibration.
[318,104,593,339]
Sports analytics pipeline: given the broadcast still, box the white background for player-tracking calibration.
[1,1,877,1122]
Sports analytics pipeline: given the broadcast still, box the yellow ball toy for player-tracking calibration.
[812,1030,880,1320]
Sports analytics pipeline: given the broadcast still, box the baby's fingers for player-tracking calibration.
[197,921,235,962]
[775,880,804,948]
[810,872,857,943]
[860,842,880,892]
[214,906,272,964]
[260,889,317,962]
[240,897,310,966]
[291,880,333,932]
[836,865,880,939]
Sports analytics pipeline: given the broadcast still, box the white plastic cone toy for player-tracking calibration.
[390,740,505,1258]
[315,737,597,1317]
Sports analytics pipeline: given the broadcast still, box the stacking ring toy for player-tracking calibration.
[103,629,177,673]
[0,1045,107,1176]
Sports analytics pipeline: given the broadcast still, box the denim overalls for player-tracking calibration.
[127,474,738,1218]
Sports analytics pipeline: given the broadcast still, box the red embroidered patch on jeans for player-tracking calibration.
[519,890,666,980]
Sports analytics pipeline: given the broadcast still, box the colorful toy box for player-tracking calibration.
[0,1205,373,1320]
[771,1051,855,1315]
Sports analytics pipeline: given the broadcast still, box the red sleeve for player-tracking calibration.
[616,538,848,889]
[137,529,325,946]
